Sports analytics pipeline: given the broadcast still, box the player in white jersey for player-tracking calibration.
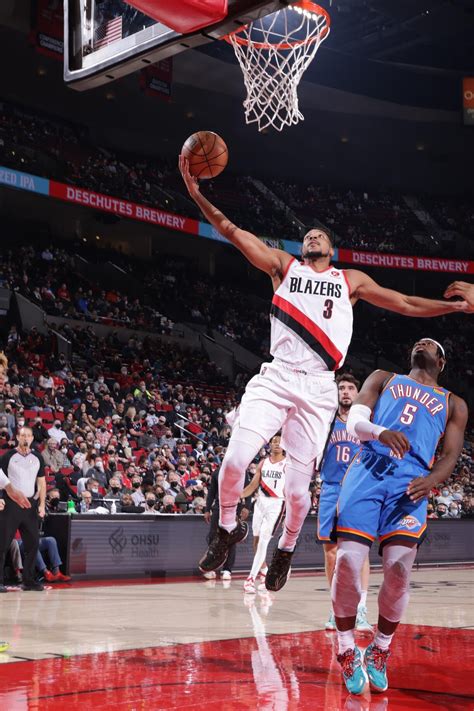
[242,435,286,594]
[179,155,470,592]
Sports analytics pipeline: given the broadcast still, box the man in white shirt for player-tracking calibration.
[48,420,68,444]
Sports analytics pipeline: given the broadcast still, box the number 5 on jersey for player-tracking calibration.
[400,403,418,425]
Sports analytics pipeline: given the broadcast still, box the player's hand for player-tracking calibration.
[178,154,200,199]
[38,504,46,519]
[0,499,5,512]
[406,475,434,502]
[240,507,250,522]
[203,511,211,524]
[5,485,31,509]
[378,429,410,458]
[444,281,474,313]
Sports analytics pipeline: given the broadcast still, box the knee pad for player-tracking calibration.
[378,544,417,623]
[331,540,368,617]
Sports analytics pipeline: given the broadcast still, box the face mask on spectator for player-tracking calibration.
[146,498,156,507]
[110,486,120,493]
[49,498,60,508]
[170,481,179,489]
[17,419,25,427]
[132,481,141,489]
[91,487,99,494]
[441,489,449,497]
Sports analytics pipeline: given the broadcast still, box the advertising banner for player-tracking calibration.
[1,164,472,274]
[337,248,474,275]
[140,59,173,101]
[49,181,200,235]
[30,0,64,59]
[62,516,474,578]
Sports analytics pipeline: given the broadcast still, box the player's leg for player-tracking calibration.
[245,501,263,593]
[266,453,314,591]
[200,366,290,573]
[317,481,341,629]
[247,501,284,593]
[19,505,42,590]
[266,375,338,591]
[323,543,337,629]
[331,452,383,694]
[356,555,373,632]
[365,542,417,693]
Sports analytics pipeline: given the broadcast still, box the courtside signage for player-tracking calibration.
[1,165,472,274]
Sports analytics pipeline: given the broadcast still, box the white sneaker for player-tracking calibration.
[221,570,232,580]
[203,571,216,580]
[244,576,256,594]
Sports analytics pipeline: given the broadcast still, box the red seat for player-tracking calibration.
[41,411,54,421]
[60,467,74,476]
[23,410,38,421]
[54,411,65,421]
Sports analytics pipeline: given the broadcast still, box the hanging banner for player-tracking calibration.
[140,59,173,101]
[30,0,64,60]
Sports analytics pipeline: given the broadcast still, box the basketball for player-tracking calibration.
[181,131,228,179]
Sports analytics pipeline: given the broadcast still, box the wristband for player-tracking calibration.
[347,404,386,442]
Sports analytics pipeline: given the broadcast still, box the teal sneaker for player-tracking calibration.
[355,605,373,632]
[337,647,368,695]
[325,612,336,631]
[364,643,390,692]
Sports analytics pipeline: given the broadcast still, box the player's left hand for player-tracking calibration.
[38,504,46,519]
[406,475,434,502]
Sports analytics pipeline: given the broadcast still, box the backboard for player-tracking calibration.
[64,0,289,90]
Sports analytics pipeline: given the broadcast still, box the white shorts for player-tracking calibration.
[252,496,286,538]
[239,361,338,465]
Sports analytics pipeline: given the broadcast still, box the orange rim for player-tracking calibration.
[224,1,330,51]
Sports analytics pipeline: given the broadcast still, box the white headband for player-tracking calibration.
[419,338,446,359]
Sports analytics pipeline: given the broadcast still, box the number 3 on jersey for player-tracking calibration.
[400,403,418,425]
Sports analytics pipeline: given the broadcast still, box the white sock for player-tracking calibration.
[219,520,237,533]
[359,590,368,608]
[336,628,355,655]
[374,630,394,651]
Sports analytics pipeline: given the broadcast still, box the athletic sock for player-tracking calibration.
[373,630,394,650]
[219,520,237,533]
[336,628,355,655]
[359,590,368,608]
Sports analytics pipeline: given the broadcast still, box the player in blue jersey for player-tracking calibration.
[331,338,468,696]
[317,373,372,632]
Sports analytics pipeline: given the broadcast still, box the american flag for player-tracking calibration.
[94,16,123,50]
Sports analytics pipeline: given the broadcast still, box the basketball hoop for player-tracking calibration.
[224,1,330,132]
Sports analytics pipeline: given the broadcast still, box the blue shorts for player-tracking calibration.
[317,481,341,543]
[335,448,428,552]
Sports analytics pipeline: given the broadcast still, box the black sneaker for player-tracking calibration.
[21,582,45,592]
[199,521,249,573]
[265,547,294,591]
[0,585,8,594]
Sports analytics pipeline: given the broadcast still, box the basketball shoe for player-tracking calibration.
[243,576,256,594]
[265,547,293,591]
[337,647,368,695]
[0,641,9,653]
[364,643,390,692]
[325,612,336,631]
[199,521,248,572]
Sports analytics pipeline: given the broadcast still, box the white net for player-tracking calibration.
[227,3,330,132]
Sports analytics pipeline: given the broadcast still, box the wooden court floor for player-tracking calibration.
[0,567,472,710]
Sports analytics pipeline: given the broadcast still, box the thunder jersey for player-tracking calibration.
[270,259,353,372]
[365,374,450,471]
[320,416,360,484]
[259,456,286,499]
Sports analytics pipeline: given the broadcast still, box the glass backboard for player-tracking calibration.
[64,0,288,90]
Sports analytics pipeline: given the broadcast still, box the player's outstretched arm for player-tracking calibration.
[407,395,468,502]
[346,270,469,316]
[444,281,474,313]
[179,155,291,278]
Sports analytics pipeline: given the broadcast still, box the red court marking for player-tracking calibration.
[0,625,471,710]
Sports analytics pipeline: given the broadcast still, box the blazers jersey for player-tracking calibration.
[270,259,353,372]
[259,456,286,499]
